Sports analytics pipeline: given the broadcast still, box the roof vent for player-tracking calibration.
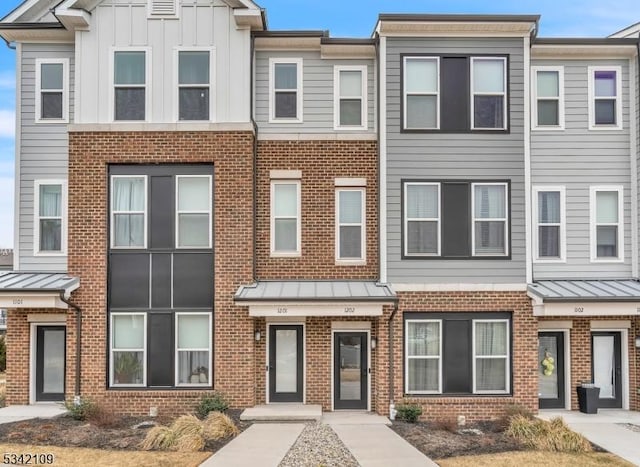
[149,0,177,17]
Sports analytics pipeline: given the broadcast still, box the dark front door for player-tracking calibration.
[269,325,303,402]
[334,332,368,410]
[591,331,623,408]
[538,332,565,409]
[35,326,66,402]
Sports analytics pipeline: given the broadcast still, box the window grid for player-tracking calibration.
[472,319,510,394]
[175,175,213,249]
[110,175,148,249]
[532,67,564,130]
[403,182,441,257]
[35,58,68,123]
[334,66,367,130]
[533,186,566,262]
[269,58,303,123]
[403,57,440,130]
[590,186,624,262]
[110,313,147,388]
[335,188,366,262]
[33,180,66,256]
[471,182,508,256]
[175,312,212,388]
[405,320,442,395]
[470,57,507,130]
[270,180,301,256]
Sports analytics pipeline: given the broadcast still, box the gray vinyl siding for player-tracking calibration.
[18,43,74,272]
[255,50,375,133]
[386,38,526,284]
[531,59,632,280]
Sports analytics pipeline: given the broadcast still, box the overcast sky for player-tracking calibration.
[0,0,639,248]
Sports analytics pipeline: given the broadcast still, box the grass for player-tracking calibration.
[437,451,633,467]
[0,444,210,467]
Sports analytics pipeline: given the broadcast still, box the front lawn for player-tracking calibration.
[437,451,633,466]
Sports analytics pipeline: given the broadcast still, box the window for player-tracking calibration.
[113,50,148,121]
[271,181,301,255]
[533,187,565,261]
[404,313,511,395]
[589,66,622,129]
[471,57,507,129]
[34,180,66,255]
[270,58,303,122]
[35,59,68,123]
[111,176,147,248]
[176,313,212,386]
[334,66,367,129]
[178,50,211,121]
[403,57,439,129]
[473,320,510,393]
[590,186,624,261]
[472,183,508,256]
[111,313,146,386]
[404,183,440,256]
[176,175,212,248]
[406,320,441,394]
[336,188,365,262]
[532,67,564,129]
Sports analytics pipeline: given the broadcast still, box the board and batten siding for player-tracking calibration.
[254,50,375,133]
[385,38,526,284]
[531,59,633,279]
[19,43,74,272]
[75,0,250,123]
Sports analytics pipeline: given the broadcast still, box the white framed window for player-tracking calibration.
[335,188,365,263]
[110,175,148,249]
[533,186,566,262]
[35,58,69,123]
[270,180,301,256]
[471,57,507,130]
[111,48,151,121]
[471,183,508,256]
[269,58,303,123]
[334,65,367,130]
[404,182,440,256]
[175,312,212,387]
[588,66,623,130]
[532,66,564,130]
[405,320,442,394]
[590,186,624,262]
[175,48,215,121]
[110,313,146,387]
[473,319,510,394]
[148,0,178,19]
[403,57,439,130]
[176,175,212,249]
[33,180,67,256]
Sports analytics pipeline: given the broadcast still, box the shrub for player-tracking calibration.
[497,403,534,431]
[196,391,229,419]
[64,397,96,421]
[506,415,592,453]
[433,416,458,433]
[204,411,239,439]
[396,404,422,423]
[86,404,120,428]
[0,336,6,372]
[140,426,177,451]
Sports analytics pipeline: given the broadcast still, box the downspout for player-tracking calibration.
[250,31,259,405]
[59,292,82,402]
[388,300,398,420]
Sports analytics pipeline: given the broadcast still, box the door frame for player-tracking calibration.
[331,328,371,411]
[590,328,628,409]
[29,321,67,404]
[537,330,567,410]
[265,321,306,404]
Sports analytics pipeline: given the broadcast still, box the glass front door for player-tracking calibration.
[268,325,303,402]
[591,331,622,408]
[538,331,565,409]
[334,332,368,410]
[35,326,66,402]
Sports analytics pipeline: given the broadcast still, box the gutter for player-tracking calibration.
[59,292,82,402]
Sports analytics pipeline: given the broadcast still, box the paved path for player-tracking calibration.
[0,405,67,424]
[539,410,640,466]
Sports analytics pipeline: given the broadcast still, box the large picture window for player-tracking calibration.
[111,176,147,249]
[34,180,66,255]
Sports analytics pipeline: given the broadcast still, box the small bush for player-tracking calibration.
[506,415,593,453]
[433,416,458,433]
[204,411,239,439]
[396,404,422,423]
[196,392,229,419]
[64,397,96,421]
[172,415,205,452]
[140,426,177,451]
[497,403,535,431]
[0,336,6,372]
[86,405,120,428]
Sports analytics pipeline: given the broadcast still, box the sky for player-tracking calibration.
[0,0,639,248]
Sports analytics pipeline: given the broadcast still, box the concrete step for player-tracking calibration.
[240,404,322,421]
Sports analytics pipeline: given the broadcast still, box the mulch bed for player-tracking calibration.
[391,420,525,459]
[0,409,250,452]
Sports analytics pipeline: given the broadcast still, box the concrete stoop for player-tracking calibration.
[240,403,322,421]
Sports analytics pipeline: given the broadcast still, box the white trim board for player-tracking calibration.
[392,283,527,292]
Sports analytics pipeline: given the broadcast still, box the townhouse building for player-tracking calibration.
[0,1,638,421]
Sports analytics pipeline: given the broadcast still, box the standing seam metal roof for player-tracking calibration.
[528,280,640,301]
[235,280,397,302]
[0,272,79,293]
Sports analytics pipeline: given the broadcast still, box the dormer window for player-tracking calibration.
[148,0,178,18]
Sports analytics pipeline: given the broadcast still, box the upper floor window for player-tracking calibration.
[532,67,564,129]
[589,67,622,130]
[336,188,366,262]
[111,176,147,249]
[334,66,367,130]
[590,186,624,262]
[34,180,66,255]
[35,59,68,123]
[271,180,301,256]
[403,57,439,130]
[269,58,303,123]
[471,57,507,130]
[113,50,148,121]
[533,187,565,262]
[178,50,211,121]
[472,183,508,256]
[176,175,212,248]
[404,182,440,256]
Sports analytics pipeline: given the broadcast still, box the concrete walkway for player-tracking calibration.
[539,410,640,465]
[0,404,67,424]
